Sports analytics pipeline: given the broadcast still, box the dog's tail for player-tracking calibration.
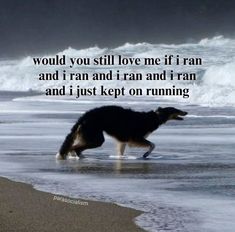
[56,120,81,160]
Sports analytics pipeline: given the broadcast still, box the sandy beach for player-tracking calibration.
[0,177,144,232]
[0,79,235,232]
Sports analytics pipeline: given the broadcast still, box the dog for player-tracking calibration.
[56,105,187,160]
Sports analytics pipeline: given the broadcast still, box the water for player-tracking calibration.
[0,35,235,106]
[0,36,235,232]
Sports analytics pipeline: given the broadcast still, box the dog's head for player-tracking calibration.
[156,107,188,122]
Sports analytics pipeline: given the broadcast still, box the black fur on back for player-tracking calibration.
[59,105,187,156]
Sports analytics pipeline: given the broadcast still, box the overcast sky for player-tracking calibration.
[1,0,235,58]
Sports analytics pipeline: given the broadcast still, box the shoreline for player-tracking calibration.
[0,176,145,232]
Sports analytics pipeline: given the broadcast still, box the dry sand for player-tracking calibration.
[0,177,145,232]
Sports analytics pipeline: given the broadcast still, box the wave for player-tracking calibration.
[0,36,234,107]
[198,35,234,47]
[188,60,235,106]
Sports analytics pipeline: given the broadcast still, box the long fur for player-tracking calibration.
[58,120,81,159]
[57,105,187,159]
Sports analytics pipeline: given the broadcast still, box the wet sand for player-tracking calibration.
[0,177,145,232]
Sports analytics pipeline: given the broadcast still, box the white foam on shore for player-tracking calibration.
[188,115,235,119]
[0,109,84,114]
[109,155,137,160]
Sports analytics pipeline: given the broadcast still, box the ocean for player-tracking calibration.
[0,35,235,232]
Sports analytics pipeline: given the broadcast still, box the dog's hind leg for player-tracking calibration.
[116,142,126,156]
[57,132,76,160]
[72,130,105,156]
[129,138,155,158]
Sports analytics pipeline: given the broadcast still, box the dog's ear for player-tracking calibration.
[155,107,162,113]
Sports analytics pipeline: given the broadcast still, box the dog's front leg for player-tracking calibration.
[129,138,155,158]
[116,142,126,156]
[143,141,155,158]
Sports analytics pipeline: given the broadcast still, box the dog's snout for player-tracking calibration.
[178,110,188,116]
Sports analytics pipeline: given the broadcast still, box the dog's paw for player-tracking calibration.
[68,151,77,157]
[55,152,64,160]
[67,151,80,160]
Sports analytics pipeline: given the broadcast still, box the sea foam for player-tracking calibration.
[0,36,234,107]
